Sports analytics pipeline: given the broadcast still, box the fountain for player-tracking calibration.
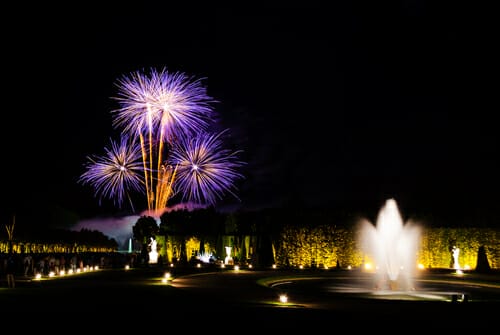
[283,199,480,304]
[224,246,233,265]
[358,198,421,291]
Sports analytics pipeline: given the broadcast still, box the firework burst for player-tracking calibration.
[80,67,245,215]
[79,135,144,211]
[169,129,245,206]
[109,67,218,213]
[111,67,216,140]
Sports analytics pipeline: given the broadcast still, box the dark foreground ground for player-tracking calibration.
[1,265,499,330]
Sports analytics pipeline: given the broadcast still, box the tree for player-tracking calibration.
[132,216,159,264]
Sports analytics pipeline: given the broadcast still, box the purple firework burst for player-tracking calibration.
[111,67,216,141]
[80,67,245,213]
[79,136,144,210]
[169,130,245,206]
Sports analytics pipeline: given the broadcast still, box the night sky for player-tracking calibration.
[2,3,498,230]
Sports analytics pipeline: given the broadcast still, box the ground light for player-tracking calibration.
[32,265,100,281]
[161,272,172,284]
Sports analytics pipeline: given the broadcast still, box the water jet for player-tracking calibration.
[358,198,421,291]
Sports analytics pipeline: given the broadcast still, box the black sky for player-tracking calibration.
[2,3,499,228]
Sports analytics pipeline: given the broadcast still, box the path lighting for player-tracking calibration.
[162,272,172,283]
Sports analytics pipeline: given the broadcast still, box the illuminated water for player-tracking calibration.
[358,198,421,291]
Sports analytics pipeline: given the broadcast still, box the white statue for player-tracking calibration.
[149,237,158,264]
[452,246,460,269]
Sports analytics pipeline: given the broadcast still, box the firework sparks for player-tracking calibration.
[80,67,245,215]
[169,129,245,206]
[111,67,216,140]
[109,67,217,213]
[79,136,144,211]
